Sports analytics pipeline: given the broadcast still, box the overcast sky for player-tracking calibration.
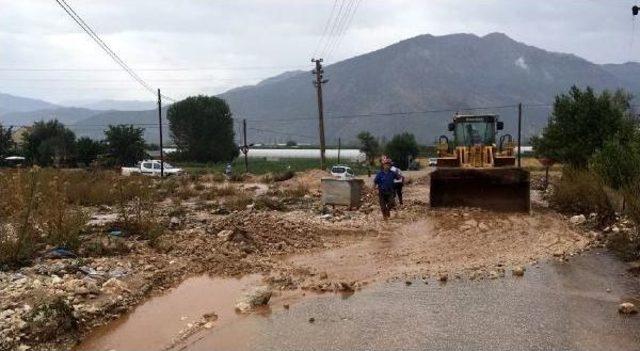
[1,0,639,104]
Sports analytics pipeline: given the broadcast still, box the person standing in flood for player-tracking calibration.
[374,156,400,220]
[390,162,405,205]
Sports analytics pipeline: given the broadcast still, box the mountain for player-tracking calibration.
[601,62,640,94]
[1,107,102,127]
[4,32,640,145]
[70,108,169,144]
[0,93,60,115]
[60,99,157,111]
[219,32,636,144]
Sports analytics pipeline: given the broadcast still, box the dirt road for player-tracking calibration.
[71,169,619,351]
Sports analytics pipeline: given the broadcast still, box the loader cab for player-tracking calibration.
[448,114,502,147]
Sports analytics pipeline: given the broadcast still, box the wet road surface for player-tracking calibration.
[182,251,640,351]
[78,251,640,351]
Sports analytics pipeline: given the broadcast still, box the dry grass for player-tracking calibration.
[0,168,167,266]
[551,168,613,218]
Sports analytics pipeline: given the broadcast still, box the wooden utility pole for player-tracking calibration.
[517,103,522,168]
[312,58,328,170]
[242,119,249,173]
[157,88,164,177]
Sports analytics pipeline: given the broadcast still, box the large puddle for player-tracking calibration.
[76,274,266,351]
[79,250,640,351]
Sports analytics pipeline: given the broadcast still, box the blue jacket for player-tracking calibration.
[374,170,399,192]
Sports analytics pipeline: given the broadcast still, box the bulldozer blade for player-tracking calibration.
[430,167,530,212]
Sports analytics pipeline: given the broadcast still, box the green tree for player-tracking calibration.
[532,86,631,168]
[167,95,238,163]
[590,121,640,190]
[0,123,14,157]
[104,125,146,166]
[23,120,76,167]
[385,132,419,170]
[75,137,105,167]
[285,140,297,147]
[357,131,380,166]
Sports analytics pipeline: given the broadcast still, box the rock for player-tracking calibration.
[478,222,489,231]
[318,272,328,280]
[489,271,499,279]
[464,219,478,227]
[203,322,214,329]
[308,317,315,323]
[612,226,621,233]
[569,215,586,225]
[17,345,30,351]
[438,273,448,282]
[618,302,638,315]
[217,229,234,241]
[603,226,611,233]
[235,286,272,313]
[405,280,412,286]
[101,278,130,294]
[512,266,525,277]
[170,216,181,228]
[51,275,63,284]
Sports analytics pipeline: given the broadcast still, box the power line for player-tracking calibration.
[312,0,340,58]
[53,0,176,102]
[320,0,349,57]
[243,104,521,123]
[325,0,361,60]
[0,65,308,72]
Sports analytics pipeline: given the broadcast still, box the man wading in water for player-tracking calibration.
[374,156,401,220]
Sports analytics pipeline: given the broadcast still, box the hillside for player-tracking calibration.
[220,32,637,144]
[4,32,640,145]
[0,93,60,115]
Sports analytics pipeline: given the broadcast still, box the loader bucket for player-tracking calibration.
[430,167,530,212]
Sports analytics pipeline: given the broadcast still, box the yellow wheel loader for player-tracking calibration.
[429,114,530,212]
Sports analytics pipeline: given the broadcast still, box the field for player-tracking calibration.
[176,157,371,176]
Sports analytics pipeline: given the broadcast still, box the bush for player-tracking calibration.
[385,133,419,170]
[551,168,613,217]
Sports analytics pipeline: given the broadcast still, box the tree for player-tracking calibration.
[285,140,297,147]
[590,115,640,189]
[23,120,76,167]
[357,131,380,166]
[76,137,105,167]
[385,132,419,170]
[167,95,238,163]
[532,86,631,168]
[0,123,14,157]
[104,125,146,166]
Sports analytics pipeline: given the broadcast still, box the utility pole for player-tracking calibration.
[242,119,249,173]
[157,88,164,177]
[312,58,328,170]
[517,103,522,168]
[337,137,341,163]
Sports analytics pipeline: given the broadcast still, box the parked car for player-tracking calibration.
[121,160,183,176]
[428,158,438,167]
[330,165,355,179]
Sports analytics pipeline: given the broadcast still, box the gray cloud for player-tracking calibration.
[1,0,638,103]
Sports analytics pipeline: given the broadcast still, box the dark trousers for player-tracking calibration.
[394,183,403,205]
[378,190,395,218]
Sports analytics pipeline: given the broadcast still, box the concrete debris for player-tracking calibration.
[512,266,526,277]
[235,286,272,313]
[618,302,637,315]
[569,215,586,225]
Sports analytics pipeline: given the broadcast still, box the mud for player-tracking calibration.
[0,169,628,350]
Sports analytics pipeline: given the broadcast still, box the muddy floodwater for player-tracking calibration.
[77,250,640,351]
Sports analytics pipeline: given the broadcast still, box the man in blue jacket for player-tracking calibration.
[374,156,401,220]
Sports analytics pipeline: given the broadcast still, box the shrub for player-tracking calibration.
[254,196,286,211]
[551,168,613,216]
